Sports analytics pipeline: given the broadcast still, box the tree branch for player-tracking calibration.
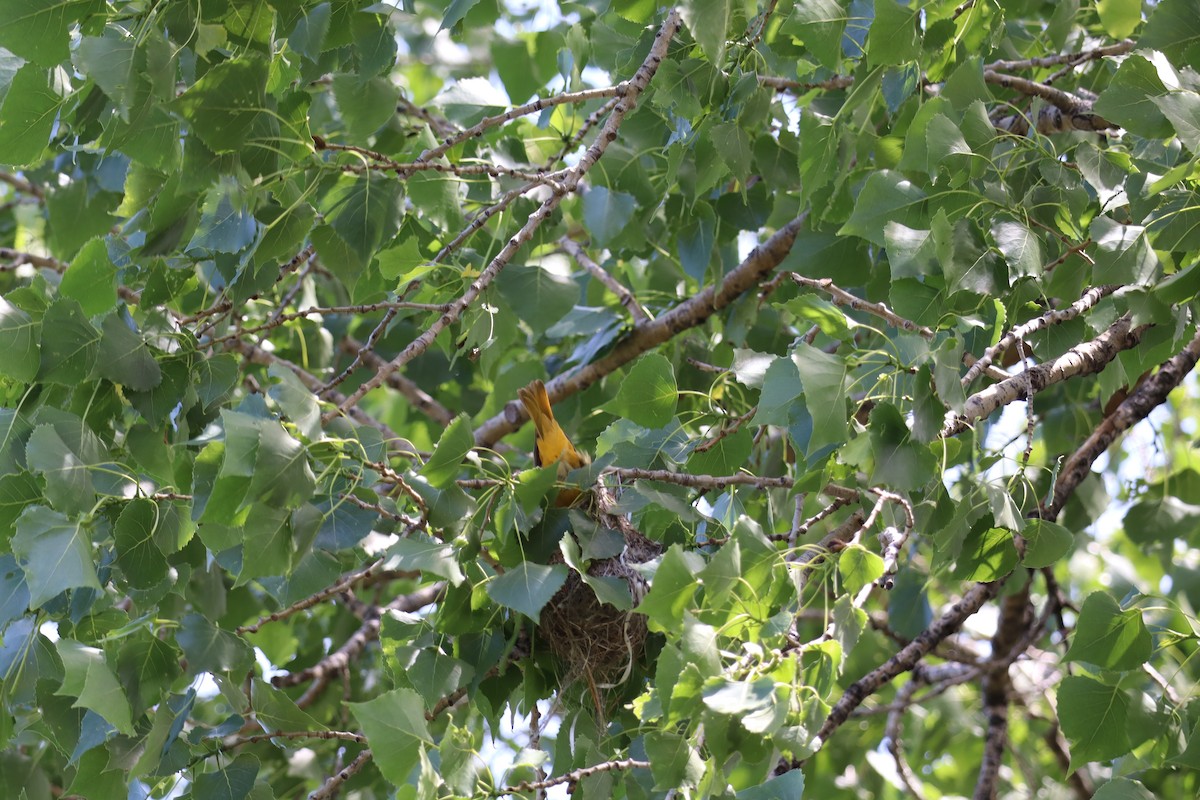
[560,236,649,323]
[962,284,1117,386]
[473,212,808,447]
[942,315,1145,438]
[1048,327,1200,517]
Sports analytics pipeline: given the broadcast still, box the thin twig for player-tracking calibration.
[413,86,624,168]
[493,759,651,797]
[310,748,372,800]
[237,558,385,635]
[607,467,793,490]
[761,273,934,338]
[560,236,649,322]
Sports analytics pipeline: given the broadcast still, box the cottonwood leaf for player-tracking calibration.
[485,562,567,623]
[37,299,100,385]
[1058,676,1132,770]
[97,314,162,391]
[603,354,677,428]
[12,505,100,607]
[56,639,134,735]
[1065,592,1152,671]
[349,688,432,789]
[0,296,39,382]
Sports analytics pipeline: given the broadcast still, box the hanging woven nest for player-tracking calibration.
[539,551,649,680]
[537,489,661,693]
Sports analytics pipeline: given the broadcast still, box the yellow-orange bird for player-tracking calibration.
[518,379,590,505]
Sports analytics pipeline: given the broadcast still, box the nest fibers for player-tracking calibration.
[539,549,649,680]
[538,496,661,704]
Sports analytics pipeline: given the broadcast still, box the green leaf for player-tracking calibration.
[868,403,936,491]
[97,314,163,392]
[0,295,39,382]
[1140,0,1200,69]
[1169,717,1200,769]
[37,299,100,385]
[485,562,567,623]
[1093,55,1173,139]
[12,505,100,607]
[320,172,404,275]
[602,354,677,428]
[0,0,93,64]
[710,121,753,181]
[192,754,259,800]
[1097,0,1140,38]
[349,688,432,789]
[25,423,108,516]
[117,635,181,719]
[189,175,258,254]
[792,344,848,454]
[1076,141,1129,211]
[254,199,316,271]
[703,676,776,718]
[1065,592,1152,670]
[784,0,848,70]
[925,113,971,172]
[954,526,1019,581]
[173,56,269,153]
[333,74,400,138]
[751,355,799,427]
[114,498,169,590]
[46,182,121,260]
[1156,260,1200,308]
[840,170,926,246]
[867,0,920,65]
[197,354,240,411]
[0,63,58,167]
[220,409,316,510]
[1153,90,1200,151]
[784,294,854,339]
[59,239,118,316]
[698,535,739,608]
[267,364,322,442]
[74,27,139,114]
[645,731,704,790]
[386,536,465,586]
[420,414,474,489]
[0,559,29,623]
[885,222,936,278]
[1058,676,1132,769]
[56,639,135,735]
[1022,518,1074,568]
[991,219,1044,281]
[409,169,461,231]
[176,614,254,676]
[637,545,704,631]
[440,0,482,31]
[937,213,1000,296]
[680,0,730,66]
[839,544,884,593]
[736,771,806,800]
[251,678,326,734]
[686,428,752,476]
[559,534,633,610]
[1090,778,1159,800]
[496,261,579,335]
[583,186,637,248]
[1090,217,1158,286]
